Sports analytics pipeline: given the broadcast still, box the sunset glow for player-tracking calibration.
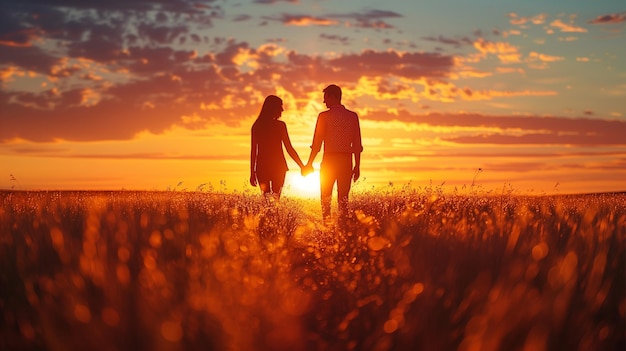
[285,170,321,198]
[1,1,624,195]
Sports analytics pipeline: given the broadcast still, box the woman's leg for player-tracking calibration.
[270,172,286,198]
[258,168,286,199]
[256,170,272,195]
[258,181,271,194]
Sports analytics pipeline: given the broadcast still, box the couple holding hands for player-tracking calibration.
[250,84,363,220]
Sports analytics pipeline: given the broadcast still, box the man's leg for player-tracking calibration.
[320,157,336,221]
[336,155,353,219]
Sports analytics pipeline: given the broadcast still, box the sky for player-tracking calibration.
[1,0,625,196]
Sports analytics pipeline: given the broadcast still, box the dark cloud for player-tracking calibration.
[0,36,458,143]
[253,0,298,4]
[248,49,455,100]
[215,41,251,66]
[0,10,40,46]
[431,150,626,159]
[444,132,623,146]
[319,33,351,44]
[330,9,403,29]
[368,110,626,146]
[2,0,212,13]
[588,12,626,24]
[137,23,189,45]
[65,24,128,63]
[10,146,71,154]
[0,0,223,77]
[0,45,61,74]
[369,158,626,176]
[8,144,247,163]
[233,14,252,22]
[422,35,474,48]
[0,0,215,51]
[479,159,626,174]
[265,9,402,29]
[1,90,174,142]
[328,50,453,79]
[123,46,197,74]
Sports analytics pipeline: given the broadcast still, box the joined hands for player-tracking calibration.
[301,164,314,177]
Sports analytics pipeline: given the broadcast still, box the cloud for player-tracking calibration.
[320,33,351,45]
[328,50,454,79]
[550,19,587,33]
[588,12,626,24]
[1,1,622,150]
[363,110,626,146]
[0,45,61,74]
[61,153,246,161]
[422,35,474,48]
[0,1,225,78]
[7,0,212,13]
[233,14,252,22]
[507,13,548,26]
[444,133,618,146]
[527,51,564,63]
[266,9,402,29]
[0,10,40,47]
[254,0,298,4]
[331,9,402,29]
[273,15,337,26]
[473,38,522,63]
[137,22,190,45]
[458,88,557,101]
[422,150,626,159]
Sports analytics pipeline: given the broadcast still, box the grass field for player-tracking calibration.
[1,189,624,351]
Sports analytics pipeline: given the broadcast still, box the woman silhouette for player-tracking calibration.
[250,95,305,198]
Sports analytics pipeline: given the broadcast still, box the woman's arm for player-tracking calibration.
[281,123,305,169]
[250,128,258,186]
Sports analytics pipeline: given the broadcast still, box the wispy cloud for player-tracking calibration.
[550,19,587,33]
[473,38,522,63]
[273,14,337,26]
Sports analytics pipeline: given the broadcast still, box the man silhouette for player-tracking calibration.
[304,84,363,222]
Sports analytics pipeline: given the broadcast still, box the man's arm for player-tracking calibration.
[306,114,324,167]
[352,114,363,182]
[352,151,361,182]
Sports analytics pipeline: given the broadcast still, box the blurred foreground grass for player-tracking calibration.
[0,190,624,351]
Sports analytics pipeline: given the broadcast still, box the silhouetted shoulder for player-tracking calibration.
[318,110,330,118]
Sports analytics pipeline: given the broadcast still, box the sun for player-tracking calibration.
[285,170,320,198]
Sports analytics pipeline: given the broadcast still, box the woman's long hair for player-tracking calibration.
[257,95,282,122]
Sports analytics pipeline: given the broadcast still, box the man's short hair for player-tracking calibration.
[323,84,342,101]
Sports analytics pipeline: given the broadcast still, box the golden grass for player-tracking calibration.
[0,189,624,351]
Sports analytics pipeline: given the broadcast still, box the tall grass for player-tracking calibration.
[0,189,624,351]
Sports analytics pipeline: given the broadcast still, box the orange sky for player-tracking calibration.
[1,1,625,195]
